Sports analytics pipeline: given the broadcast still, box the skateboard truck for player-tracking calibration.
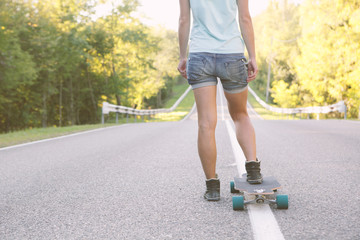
[245,195,275,204]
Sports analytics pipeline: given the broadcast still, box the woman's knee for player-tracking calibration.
[231,111,249,122]
[198,119,217,132]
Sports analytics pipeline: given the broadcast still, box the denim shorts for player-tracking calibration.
[186,52,248,93]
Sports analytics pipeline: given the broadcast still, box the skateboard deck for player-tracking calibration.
[233,175,281,195]
[230,174,288,210]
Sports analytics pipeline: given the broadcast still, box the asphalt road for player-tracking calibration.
[1,87,359,239]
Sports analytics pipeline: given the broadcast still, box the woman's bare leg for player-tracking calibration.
[224,89,256,161]
[193,85,218,179]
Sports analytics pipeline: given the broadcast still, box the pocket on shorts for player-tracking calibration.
[224,58,248,84]
[187,56,206,80]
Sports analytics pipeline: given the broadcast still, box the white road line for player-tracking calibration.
[0,124,128,152]
[248,205,285,240]
[225,120,246,175]
[218,81,226,121]
[219,85,285,240]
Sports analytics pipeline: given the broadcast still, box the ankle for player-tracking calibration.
[246,158,259,162]
[206,178,218,181]
[246,160,258,163]
[205,173,218,180]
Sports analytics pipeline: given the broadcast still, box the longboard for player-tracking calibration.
[230,174,288,210]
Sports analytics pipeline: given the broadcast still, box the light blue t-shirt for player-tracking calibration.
[189,0,244,53]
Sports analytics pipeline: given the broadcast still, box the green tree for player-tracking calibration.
[296,0,360,117]
[252,0,301,104]
[148,27,180,108]
[0,0,182,133]
[0,0,37,132]
[271,80,299,108]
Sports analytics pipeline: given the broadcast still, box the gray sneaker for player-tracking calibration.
[204,178,220,201]
[245,160,263,184]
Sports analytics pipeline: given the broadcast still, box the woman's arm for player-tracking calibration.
[177,0,191,79]
[237,0,258,82]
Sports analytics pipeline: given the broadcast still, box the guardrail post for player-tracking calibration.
[126,113,129,123]
[101,109,104,124]
[135,114,137,123]
[344,105,347,120]
[116,112,118,124]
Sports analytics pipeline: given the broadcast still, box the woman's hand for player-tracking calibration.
[177,58,187,79]
[247,58,258,82]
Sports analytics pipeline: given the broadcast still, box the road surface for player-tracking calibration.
[1,84,359,239]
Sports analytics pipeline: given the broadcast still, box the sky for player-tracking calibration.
[96,0,304,31]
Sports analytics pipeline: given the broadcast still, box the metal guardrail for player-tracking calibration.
[101,86,192,123]
[248,87,347,119]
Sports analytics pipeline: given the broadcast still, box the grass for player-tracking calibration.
[0,123,118,148]
[149,83,195,122]
[0,82,195,148]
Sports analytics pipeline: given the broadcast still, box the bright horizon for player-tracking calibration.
[96,0,304,31]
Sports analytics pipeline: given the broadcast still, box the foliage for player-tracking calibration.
[0,0,181,133]
[252,0,301,103]
[296,0,360,116]
[252,0,360,118]
[271,80,299,108]
[144,27,182,108]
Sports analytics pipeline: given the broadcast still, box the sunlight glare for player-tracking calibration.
[95,0,304,31]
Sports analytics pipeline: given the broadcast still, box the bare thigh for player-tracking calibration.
[193,85,217,127]
[224,89,248,120]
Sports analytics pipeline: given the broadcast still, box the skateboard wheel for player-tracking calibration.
[230,181,240,193]
[232,196,244,210]
[276,195,288,209]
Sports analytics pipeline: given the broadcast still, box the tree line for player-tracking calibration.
[252,0,360,118]
[1,0,359,134]
[0,0,180,133]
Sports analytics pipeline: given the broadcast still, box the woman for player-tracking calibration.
[177,0,262,201]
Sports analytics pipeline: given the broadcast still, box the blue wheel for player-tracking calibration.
[276,195,289,209]
[230,181,240,193]
[232,196,244,210]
